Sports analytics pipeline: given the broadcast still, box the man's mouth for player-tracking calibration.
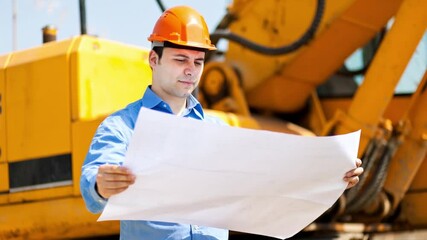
[178,80,194,85]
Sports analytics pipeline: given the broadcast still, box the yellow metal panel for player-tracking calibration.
[246,0,402,112]
[409,155,427,190]
[319,97,411,124]
[71,117,104,195]
[0,163,8,192]
[6,39,77,162]
[70,36,152,121]
[336,0,427,153]
[400,192,427,225]
[229,0,402,112]
[0,197,119,239]
[0,186,73,204]
[0,54,11,163]
[228,0,356,93]
[383,71,427,207]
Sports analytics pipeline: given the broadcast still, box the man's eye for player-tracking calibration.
[195,62,203,66]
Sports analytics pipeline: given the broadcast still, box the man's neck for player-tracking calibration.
[156,93,186,115]
[167,98,187,116]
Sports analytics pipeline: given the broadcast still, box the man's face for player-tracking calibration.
[150,47,205,102]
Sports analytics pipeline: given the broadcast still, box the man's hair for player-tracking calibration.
[152,41,207,60]
[152,47,164,59]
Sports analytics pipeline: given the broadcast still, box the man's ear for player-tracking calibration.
[149,50,158,67]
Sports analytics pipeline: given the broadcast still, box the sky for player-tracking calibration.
[0,0,229,55]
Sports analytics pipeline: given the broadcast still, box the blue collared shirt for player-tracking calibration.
[80,87,228,240]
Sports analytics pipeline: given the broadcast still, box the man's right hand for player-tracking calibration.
[96,164,136,199]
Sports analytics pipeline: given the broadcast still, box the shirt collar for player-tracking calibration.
[141,86,163,109]
[186,93,204,119]
[141,86,204,119]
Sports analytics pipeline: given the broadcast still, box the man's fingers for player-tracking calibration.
[97,173,135,185]
[98,172,136,182]
[346,176,359,189]
[104,187,129,195]
[96,173,135,198]
[344,161,364,189]
[98,164,136,182]
[97,177,134,189]
[97,185,130,198]
[96,164,136,198]
[345,167,364,178]
[356,158,362,167]
[99,164,132,174]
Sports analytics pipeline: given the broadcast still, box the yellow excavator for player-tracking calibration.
[1,0,426,239]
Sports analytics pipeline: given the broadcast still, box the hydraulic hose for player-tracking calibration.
[155,0,166,12]
[79,0,87,35]
[344,138,379,209]
[344,136,397,214]
[209,0,325,56]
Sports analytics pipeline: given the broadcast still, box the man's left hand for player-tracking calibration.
[344,158,364,189]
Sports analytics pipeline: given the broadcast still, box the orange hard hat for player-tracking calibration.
[148,6,216,51]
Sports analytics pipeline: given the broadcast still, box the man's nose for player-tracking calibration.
[184,64,196,76]
[184,69,192,76]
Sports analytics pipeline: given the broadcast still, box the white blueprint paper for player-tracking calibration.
[98,107,360,239]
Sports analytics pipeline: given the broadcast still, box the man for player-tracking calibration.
[80,5,363,240]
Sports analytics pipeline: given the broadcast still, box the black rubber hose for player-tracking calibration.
[155,0,166,12]
[344,139,379,209]
[346,144,393,213]
[345,136,397,214]
[79,0,87,35]
[209,0,325,56]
